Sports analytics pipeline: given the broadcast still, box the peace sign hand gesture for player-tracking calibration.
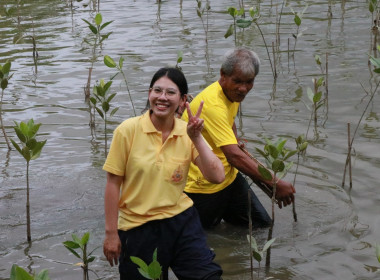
[186,101,204,140]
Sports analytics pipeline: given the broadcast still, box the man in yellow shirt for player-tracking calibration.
[182,48,295,229]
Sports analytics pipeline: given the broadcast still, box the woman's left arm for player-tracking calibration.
[186,102,225,184]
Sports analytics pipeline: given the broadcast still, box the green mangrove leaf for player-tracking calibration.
[81,232,90,245]
[102,101,110,113]
[252,250,262,262]
[266,144,278,159]
[90,97,97,105]
[374,68,380,73]
[104,55,117,68]
[255,147,267,159]
[119,57,124,69]
[370,56,380,69]
[306,87,314,102]
[272,159,285,173]
[236,19,252,28]
[227,7,237,17]
[14,127,27,143]
[283,150,297,161]
[376,243,380,263]
[246,235,258,251]
[316,77,324,87]
[95,13,102,26]
[103,81,113,93]
[299,142,308,151]
[63,240,81,249]
[148,260,162,279]
[294,14,301,26]
[315,55,321,65]
[110,107,119,117]
[26,138,37,150]
[87,256,96,263]
[313,91,322,103]
[263,238,276,252]
[95,107,105,119]
[21,147,31,161]
[1,78,8,90]
[2,61,11,75]
[35,269,50,280]
[224,24,234,39]
[72,234,82,246]
[10,264,34,280]
[10,139,22,155]
[258,165,272,181]
[197,9,202,18]
[107,93,117,103]
[130,256,149,272]
[100,21,114,31]
[64,246,81,259]
[82,19,97,35]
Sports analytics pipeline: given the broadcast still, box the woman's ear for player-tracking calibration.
[176,94,187,118]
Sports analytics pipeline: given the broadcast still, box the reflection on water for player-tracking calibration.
[1,0,380,279]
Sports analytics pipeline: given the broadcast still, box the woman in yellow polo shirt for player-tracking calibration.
[102,67,225,280]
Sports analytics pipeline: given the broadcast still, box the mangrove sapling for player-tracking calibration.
[176,50,183,70]
[130,248,162,280]
[246,234,276,274]
[369,0,379,30]
[10,264,50,280]
[305,77,325,139]
[82,12,113,101]
[103,55,136,117]
[196,0,210,44]
[0,61,13,150]
[291,134,308,222]
[289,4,308,58]
[90,78,119,156]
[10,119,47,242]
[224,6,245,46]
[63,232,98,280]
[255,138,296,267]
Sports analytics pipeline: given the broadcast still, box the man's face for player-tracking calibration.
[219,67,256,103]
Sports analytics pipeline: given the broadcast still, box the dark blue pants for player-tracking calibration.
[185,172,272,229]
[118,206,222,280]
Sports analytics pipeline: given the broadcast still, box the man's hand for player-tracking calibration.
[103,231,121,267]
[275,179,296,208]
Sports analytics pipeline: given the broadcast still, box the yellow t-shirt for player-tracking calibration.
[182,81,239,194]
[103,111,198,231]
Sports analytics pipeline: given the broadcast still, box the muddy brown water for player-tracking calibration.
[1,0,380,279]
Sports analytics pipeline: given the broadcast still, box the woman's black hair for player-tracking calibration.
[142,67,188,113]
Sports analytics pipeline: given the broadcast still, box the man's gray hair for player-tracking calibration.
[220,48,260,77]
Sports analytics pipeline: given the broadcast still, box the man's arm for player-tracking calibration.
[221,143,295,208]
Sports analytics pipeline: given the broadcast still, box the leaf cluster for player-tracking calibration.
[246,235,276,263]
[63,232,96,266]
[289,5,308,39]
[224,6,245,38]
[0,61,12,91]
[10,264,49,280]
[306,77,324,109]
[369,0,378,14]
[295,134,308,154]
[82,13,113,43]
[196,0,210,18]
[130,248,162,280]
[11,119,46,162]
[90,78,119,120]
[255,138,296,181]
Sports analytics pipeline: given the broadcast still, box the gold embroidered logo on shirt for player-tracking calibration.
[171,165,183,182]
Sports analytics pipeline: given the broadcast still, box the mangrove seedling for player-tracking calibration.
[196,0,211,44]
[104,55,136,117]
[305,77,325,138]
[90,78,119,156]
[10,119,47,242]
[63,232,97,280]
[224,6,245,46]
[176,50,183,70]
[289,4,308,55]
[130,248,162,280]
[369,0,379,29]
[255,138,296,267]
[246,235,276,271]
[0,60,13,150]
[292,134,308,222]
[10,264,50,280]
[82,13,113,101]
